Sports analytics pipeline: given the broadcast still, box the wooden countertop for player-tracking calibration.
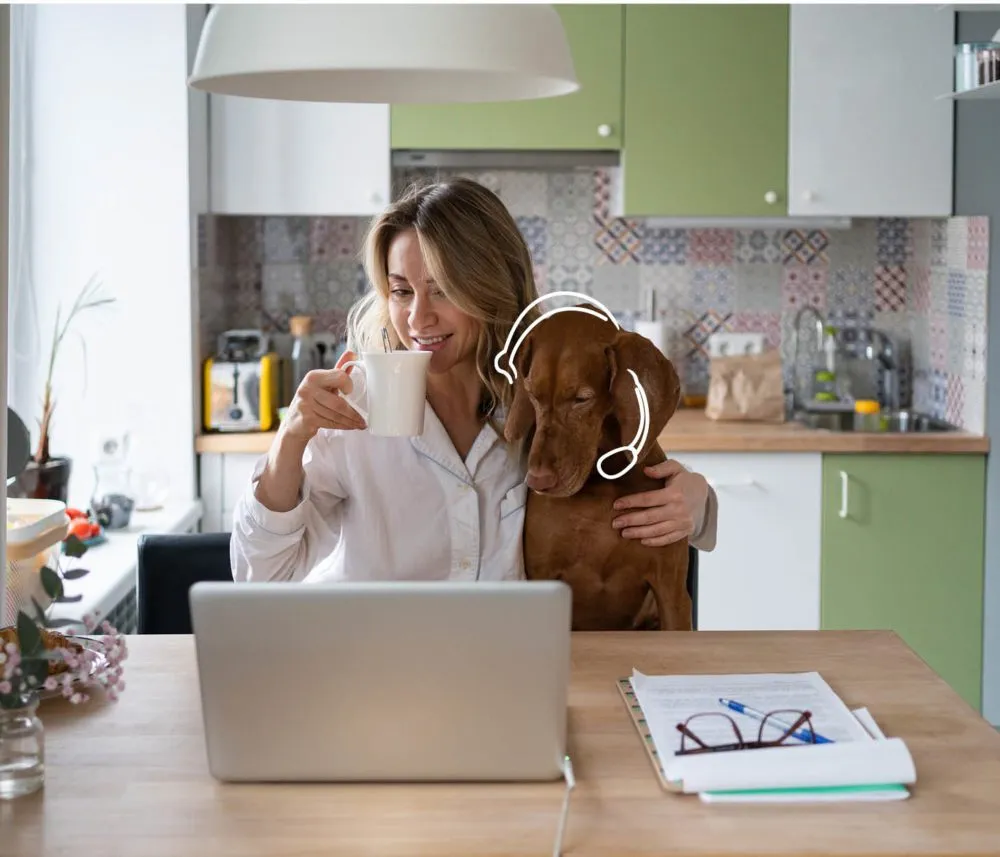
[196,409,990,455]
[9,631,1000,857]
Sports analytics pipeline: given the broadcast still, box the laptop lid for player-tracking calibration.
[189,580,572,783]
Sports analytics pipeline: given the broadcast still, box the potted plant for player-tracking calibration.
[14,277,115,503]
[0,534,127,799]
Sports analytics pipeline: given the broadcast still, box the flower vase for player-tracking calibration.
[0,699,45,799]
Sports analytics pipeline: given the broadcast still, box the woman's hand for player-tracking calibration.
[280,368,367,443]
[611,459,710,547]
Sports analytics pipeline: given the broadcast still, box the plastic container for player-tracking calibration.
[853,399,882,433]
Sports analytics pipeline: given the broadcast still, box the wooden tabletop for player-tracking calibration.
[195,409,989,455]
[7,631,1000,856]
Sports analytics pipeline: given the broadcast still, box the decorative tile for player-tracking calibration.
[828,266,875,315]
[500,172,548,217]
[930,220,948,267]
[263,217,310,264]
[593,169,613,221]
[690,266,734,313]
[226,266,263,330]
[734,264,782,312]
[547,262,594,295]
[908,220,932,268]
[533,264,548,295]
[826,219,876,269]
[947,316,966,375]
[946,269,966,319]
[682,354,710,394]
[310,218,360,264]
[262,264,308,314]
[946,219,969,269]
[688,229,735,265]
[946,375,965,427]
[547,172,593,219]
[929,313,949,372]
[909,267,931,313]
[965,270,988,315]
[734,229,782,264]
[594,217,642,264]
[729,311,782,350]
[967,216,989,270]
[964,383,986,434]
[549,215,597,267]
[963,319,987,382]
[826,307,874,333]
[929,267,949,315]
[231,217,264,266]
[876,218,911,264]
[782,229,829,265]
[516,215,548,267]
[874,265,906,312]
[684,309,733,359]
[592,265,642,314]
[641,227,688,265]
[781,265,827,312]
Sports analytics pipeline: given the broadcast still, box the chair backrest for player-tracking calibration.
[137,532,233,634]
[687,544,699,631]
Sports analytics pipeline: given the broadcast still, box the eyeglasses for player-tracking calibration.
[674,709,817,756]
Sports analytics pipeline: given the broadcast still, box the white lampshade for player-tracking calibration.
[188,3,580,104]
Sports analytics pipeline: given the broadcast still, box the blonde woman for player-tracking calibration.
[231,178,717,585]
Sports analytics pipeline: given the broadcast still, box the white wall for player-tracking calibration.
[8,4,196,509]
[2,5,12,614]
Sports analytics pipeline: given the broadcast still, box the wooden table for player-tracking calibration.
[6,632,1000,856]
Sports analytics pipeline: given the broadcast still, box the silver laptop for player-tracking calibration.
[189,580,572,783]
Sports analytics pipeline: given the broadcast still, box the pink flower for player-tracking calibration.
[116,680,125,692]
[43,677,58,692]
[6,652,21,670]
[3,642,16,655]
[0,681,10,694]
[70,692,84,704]
[107,687,118,703]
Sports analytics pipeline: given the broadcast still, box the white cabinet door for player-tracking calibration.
[222,453,261,532]
[198,452,261,532]
[788,5,953,217]
[210,95,391,216]
[671,453,822,631]
[199,453,225,533]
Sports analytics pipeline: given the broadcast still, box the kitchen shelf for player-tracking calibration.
[937,79,1000,99]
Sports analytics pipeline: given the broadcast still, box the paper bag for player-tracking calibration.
[705,349,785,423]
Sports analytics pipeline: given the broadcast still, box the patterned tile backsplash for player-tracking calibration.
[199,168,990,433]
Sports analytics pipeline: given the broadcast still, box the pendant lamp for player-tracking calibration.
[188,3,579,104]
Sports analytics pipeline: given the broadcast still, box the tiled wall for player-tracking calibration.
[199,169,989,433]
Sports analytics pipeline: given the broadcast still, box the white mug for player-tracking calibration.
[339,350,432,437]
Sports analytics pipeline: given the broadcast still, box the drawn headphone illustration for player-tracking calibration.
[493,291,650,481]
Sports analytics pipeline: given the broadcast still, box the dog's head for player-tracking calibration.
[502,311,680,497]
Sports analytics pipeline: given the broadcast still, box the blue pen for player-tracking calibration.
[718,698,834,745]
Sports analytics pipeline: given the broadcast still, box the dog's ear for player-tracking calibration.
[605,332,681,451]
[503,336,536,443]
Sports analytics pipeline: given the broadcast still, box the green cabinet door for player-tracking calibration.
[622,4,789,217]
[390,5,623,151]
[821,455,986,710]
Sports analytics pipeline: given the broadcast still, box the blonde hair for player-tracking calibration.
[347,177,540,422]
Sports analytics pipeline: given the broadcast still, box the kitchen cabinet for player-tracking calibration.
[820,455,986,710]
[389,5,624,151]
[621,4,789,217]
[788,5,954,217]
[210,96,390,216]
[669,453,822,631]
[198,452,261,532]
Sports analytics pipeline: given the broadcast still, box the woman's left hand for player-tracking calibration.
[611,459,710,547]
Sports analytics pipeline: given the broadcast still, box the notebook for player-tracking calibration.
[618,670,916,802]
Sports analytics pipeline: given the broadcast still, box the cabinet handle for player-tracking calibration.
[597,123,613,138]
[802,190,816,203]
[764,190,778,205]
[839,470,850,519]
[706,477,760,490]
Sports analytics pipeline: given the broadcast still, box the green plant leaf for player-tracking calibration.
[40,565,64,600]
[63,535,88,558]
[54,594,82,604]
[61,568,90,580]
[16,610,43,657]
[30,597,48,627]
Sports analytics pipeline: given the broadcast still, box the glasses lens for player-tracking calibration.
[680,712,744,753]
[757,709,814,745]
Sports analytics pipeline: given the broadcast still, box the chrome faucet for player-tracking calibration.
[789,306,826,416]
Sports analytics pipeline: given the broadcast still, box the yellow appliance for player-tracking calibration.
[203,330,281,432]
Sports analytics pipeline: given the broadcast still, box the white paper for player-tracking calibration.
[630,670,916,794]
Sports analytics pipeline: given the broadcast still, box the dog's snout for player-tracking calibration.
[526,467,558,493]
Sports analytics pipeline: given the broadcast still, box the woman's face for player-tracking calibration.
[386,229,479,375]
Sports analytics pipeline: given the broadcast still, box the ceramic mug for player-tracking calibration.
[339,351,432,437]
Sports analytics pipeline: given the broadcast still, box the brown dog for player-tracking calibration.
[503,309,691,631]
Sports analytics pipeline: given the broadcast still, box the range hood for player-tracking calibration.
[392,149,620,171]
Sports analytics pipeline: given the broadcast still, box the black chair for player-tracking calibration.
[136,532,233,634]
[687,544,699,631]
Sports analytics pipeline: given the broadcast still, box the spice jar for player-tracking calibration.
[853,399,881,433]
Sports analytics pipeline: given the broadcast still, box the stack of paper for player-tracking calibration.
[620,670,917,803]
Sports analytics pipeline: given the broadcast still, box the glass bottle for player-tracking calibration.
[0,698,45,800]
[289,315,318,392]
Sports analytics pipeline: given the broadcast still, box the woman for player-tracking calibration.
[231,177,717,585]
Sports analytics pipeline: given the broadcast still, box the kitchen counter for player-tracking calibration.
[195,409,989,455]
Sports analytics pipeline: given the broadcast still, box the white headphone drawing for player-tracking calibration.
[493,291,650,480]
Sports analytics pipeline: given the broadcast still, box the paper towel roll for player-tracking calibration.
[634,320,670,357]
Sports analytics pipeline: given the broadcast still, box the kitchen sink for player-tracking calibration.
[795,409,959,433]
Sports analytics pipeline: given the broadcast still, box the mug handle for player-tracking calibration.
[337,360,369,422]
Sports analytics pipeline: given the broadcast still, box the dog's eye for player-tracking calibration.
[572,391,595,406]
